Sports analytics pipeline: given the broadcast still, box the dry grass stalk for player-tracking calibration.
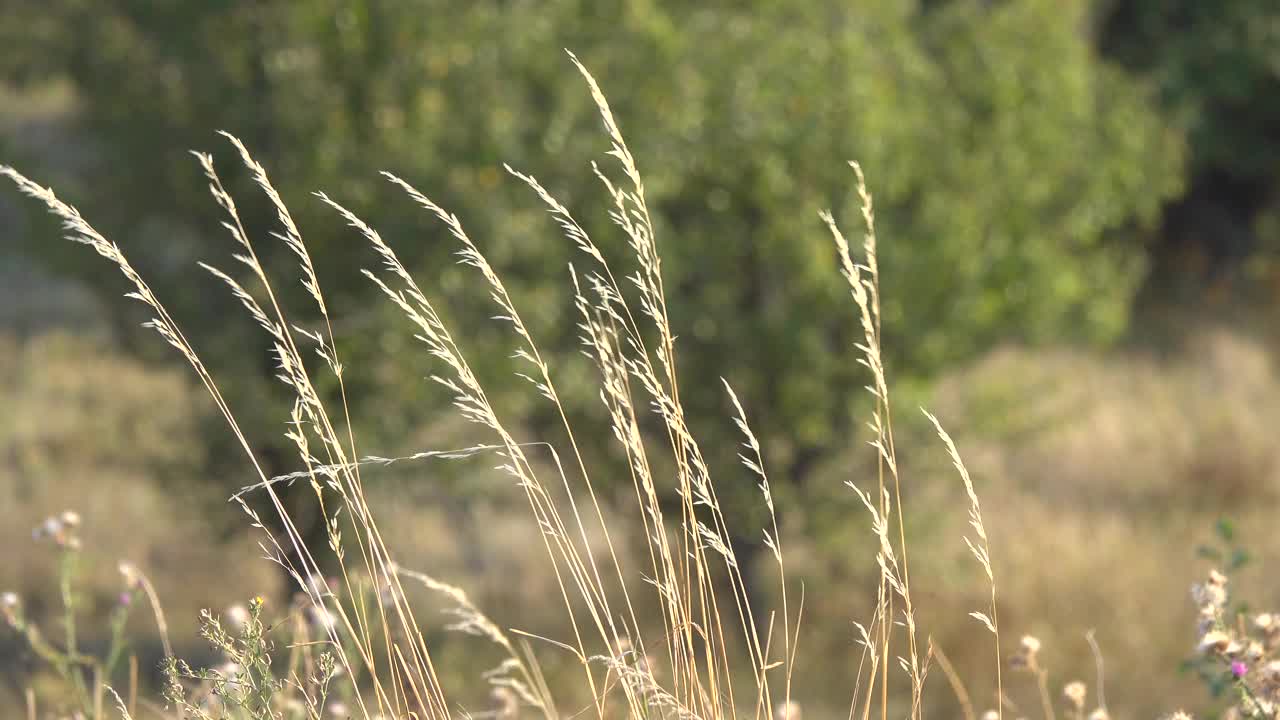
[1,51,1007,720]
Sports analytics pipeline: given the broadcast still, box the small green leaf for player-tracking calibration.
[1216,517,1236,542]
[1230,548,1251,570]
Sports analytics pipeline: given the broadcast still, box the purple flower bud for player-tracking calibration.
[1232,660,1248,678]
[119,592,133,607]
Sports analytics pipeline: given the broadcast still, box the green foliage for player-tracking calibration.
[163,596,344,720]
[1197,517,1253,574]
[1,1,1184,516]
[1099,0,1280,306]
[1100,0,1280,182]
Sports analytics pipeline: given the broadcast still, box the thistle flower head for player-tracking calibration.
[1021,635,1042,654]
[1011,634,1043,670]
[1192,581,1228,610]
[1245,641,1265,661]
[31,512,83,549]
[1062,681,1087,710]
[1198,604,1219,636]
[118,561,140,589]
[1198,630,1233,655]
[34,516,62,539]
[0,591,19,626]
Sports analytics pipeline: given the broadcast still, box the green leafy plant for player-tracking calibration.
[1180,521,1280,719]
[162,595,347,720]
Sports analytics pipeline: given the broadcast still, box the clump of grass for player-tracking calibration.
[2,51,1018,720]
[5,510,386,719]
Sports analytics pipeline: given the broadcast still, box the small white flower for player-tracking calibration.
[1020,635,1042,654]
[1192,582,1227,609]
[118,561,140,588]
[0,591,19,625]
[59,510,81,528]
[1246,641,1265,661]
[1062,681,1086,709]
[225,603,250,631]
[34,516,62,539]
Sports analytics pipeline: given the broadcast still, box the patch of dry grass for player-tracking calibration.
[4,51,1272,720]
[907,331,1280,720]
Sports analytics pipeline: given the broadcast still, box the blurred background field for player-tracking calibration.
[3,1,1280,718]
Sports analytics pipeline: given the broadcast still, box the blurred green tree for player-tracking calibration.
[1,0,1184,584]
[1099,0,1280,310]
